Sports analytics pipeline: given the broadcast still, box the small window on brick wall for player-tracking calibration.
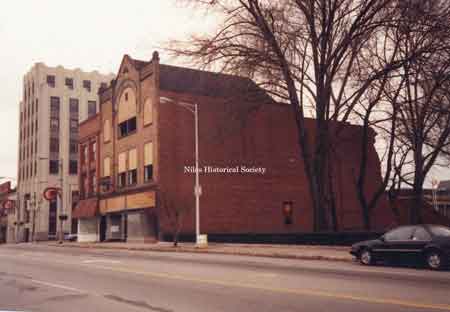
[282,201,293,225]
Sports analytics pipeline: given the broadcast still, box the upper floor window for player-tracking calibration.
[128,148,137,186]
[91,141,97,161]
[143,97,153,126]
[65,78,74,90]
[103,157,111,177]
[88,100,97,117]
[118,117,136,138]
[83,80,91,92]
[69,160,78,175]
[47,75,56,88]
[117,87,137,138]
[118,152,127,188]
[144,142,153,182]
[103,119,111,143]
[49,160,59,175]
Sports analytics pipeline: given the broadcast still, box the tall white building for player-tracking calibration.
[16,63,114,242]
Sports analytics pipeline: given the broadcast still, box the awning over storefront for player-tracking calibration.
[73,198,99,219]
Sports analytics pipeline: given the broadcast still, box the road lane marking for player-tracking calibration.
[82,259,121,264]
[30,279,86,294]
[87,263,450,311]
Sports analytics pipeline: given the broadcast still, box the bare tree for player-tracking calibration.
[167,0,414,231]
[158,189,192,247]
[385,0,450,224]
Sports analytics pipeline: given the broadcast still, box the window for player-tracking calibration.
[65,78,74,89]
[88,172,95,196]
[49,160,59,174]
[103,119,111,143]
[118,117,137,138]
[70,141,78,154]
[90,141,96,162]
[80,174,87,199]
[283,201,293,224]
[128,169,137,185]
[47,75,55,88]
[412,227,432,241]
[70,98,79,113]
[384,226,414,241]
[118,152,127,188]
[50,138,59,153]
[128,149,137,185]
[88,101,97,117]
[50,97,60,115]
[143,98,153,125]
[70,119,78,131]
[118,87,137,137]
[118,172,126,188]
[82,145,88,164]
[429,226,450,237]
[50,118,59,131]
[144,142,153,182]
[92,172,97,194]
[83,80,91,92]
[69,160,78,175]
[103,157,111,177]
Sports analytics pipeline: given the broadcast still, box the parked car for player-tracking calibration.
[350,225,450,270]
[64,233,77,242]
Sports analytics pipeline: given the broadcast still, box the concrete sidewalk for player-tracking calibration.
[46,241,353,262]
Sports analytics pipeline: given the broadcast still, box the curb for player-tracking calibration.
[45,243,353,263]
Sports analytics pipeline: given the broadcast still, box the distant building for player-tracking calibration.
[0,181,17,243]
[73,52,394,243]
[16,63,114,242]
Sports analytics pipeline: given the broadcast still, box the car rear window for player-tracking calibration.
[429,226,450,237]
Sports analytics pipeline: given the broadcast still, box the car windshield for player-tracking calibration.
[429,226,450,237]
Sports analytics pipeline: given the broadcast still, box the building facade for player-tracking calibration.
[0,181,17,243]
[73,52,395,243]
[16,63,114,242]
[73,114,101,242]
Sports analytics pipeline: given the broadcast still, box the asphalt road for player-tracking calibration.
[0,244,450,312]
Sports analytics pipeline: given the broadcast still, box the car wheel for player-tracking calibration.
[425,250,444,270]
[359,248,373,266]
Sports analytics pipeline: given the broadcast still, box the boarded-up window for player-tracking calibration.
[103,157,111,177]
[128,148,137,170]
[143,98,153,125]
[118,87,137,123]
[118,152,127,173]
[144,142,153,165]
[103,119,111,143]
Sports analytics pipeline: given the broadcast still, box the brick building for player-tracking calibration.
[73,52,395,243]
[0,181,17,243]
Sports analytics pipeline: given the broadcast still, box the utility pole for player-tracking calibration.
[58,159,64,244]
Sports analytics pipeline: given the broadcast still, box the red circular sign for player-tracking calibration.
[43,187,60,201]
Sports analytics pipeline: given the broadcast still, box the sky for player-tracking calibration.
[0,0,218,183]
[0,0,446,187]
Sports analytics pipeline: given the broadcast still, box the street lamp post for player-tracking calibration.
[160,97,202,245]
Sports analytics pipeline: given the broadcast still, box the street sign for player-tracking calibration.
[194,185,202,196]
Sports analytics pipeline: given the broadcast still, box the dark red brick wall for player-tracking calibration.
[157,90,395,236]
